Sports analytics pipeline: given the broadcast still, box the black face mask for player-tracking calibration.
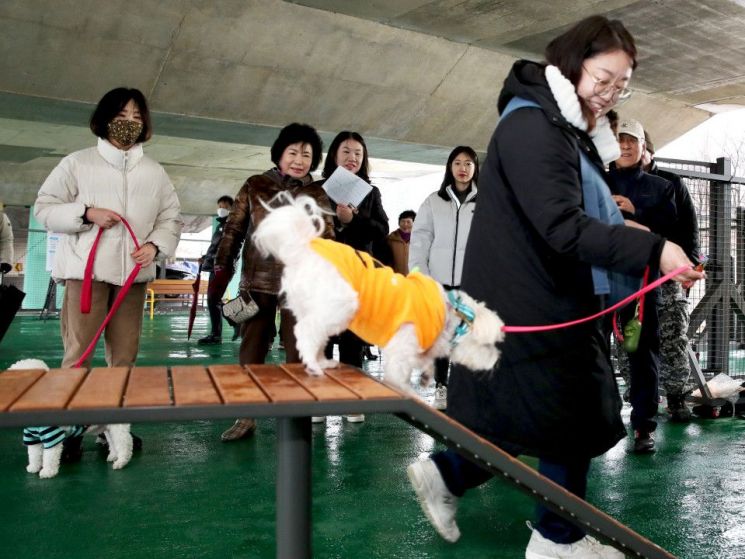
[107,120,144,147]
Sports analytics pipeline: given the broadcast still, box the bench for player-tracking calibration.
[0,364,673,559]
[145,279,208,319]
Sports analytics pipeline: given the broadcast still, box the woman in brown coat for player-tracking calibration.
[387,210,416,275]
[210,123,335,441]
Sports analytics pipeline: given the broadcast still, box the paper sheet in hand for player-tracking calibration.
[322,166,372,208]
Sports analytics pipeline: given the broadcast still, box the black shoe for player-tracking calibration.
[61,435,83,463]
[362,346,378,361]
[633,431,655,454]
[198,334,222,345]
[667,393,692,423]
[231,327,241,341]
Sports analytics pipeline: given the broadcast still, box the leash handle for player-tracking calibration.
[75,216,142,368]
[502,265,690,334]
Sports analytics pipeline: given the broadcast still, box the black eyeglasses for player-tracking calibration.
[582,65,633,101]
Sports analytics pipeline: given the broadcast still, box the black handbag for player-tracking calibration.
[0,277,25,345]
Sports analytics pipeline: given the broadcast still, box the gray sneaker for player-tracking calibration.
[407,459,460,542]
[220,418,257,441]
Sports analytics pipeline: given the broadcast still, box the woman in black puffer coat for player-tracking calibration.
[406,15,702,557]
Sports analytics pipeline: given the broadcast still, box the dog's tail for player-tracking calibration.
[253,193,327,263]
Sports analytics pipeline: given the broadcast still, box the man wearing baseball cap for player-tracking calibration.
[643,130,701,423]
[610,118,677,453]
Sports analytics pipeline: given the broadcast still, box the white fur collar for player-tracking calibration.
[544,65,620,166]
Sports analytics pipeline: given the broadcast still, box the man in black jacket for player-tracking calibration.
[610,118,677,453]
[643,132,701,422]
[198,195,236,345]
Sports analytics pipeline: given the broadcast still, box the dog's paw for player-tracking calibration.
[26,464,42,474]
[106,451,118,463]
[112,458,130,470]
[304,363,325,376]
[39,467,59,479]
[318,358,339,369]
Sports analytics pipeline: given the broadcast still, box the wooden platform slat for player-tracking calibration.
[208,365,269,404]
[10,369,87,411]
[68,367,129,409]
[247,364,315,402]
[123,367,172,407]
[324,366,403,399]
[280,364,362,401]
[172,366,222,406]
[0,369,44,411]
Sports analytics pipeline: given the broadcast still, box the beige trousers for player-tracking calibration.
[60,280,147,369]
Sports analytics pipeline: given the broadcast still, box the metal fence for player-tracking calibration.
[657,156,745,381]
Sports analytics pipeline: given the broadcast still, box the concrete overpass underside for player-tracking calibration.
[2,0,744,216]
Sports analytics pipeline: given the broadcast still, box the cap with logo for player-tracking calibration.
[617,118,644,141]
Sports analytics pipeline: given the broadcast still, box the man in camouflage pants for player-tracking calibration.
[644,132,700,421]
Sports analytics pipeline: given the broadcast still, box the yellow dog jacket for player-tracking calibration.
[310,238,445,349]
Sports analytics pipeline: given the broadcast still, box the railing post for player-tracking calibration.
[708,157,732,373]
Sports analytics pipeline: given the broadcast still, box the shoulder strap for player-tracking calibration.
[500,97,542,120]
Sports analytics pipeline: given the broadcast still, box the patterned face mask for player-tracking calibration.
[107,120,144,147]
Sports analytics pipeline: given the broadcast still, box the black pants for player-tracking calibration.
[206,271,224,337]
[623,286,660,434]
[239,291,299,365]
[434,284,458,386]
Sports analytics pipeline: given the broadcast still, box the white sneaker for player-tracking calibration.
[311,416,326,424]
[407,459,460,542]
[525,525,625,558]
[433,385,447,410]
[345,414,365,423]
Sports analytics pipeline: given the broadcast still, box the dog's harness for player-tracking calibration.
[447,290,475,347]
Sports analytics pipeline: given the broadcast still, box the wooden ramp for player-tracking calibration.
[0,363,675,559]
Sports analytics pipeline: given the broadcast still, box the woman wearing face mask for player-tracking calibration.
[409,146,479,410]
[313,131,389,423]
[34,87,183,372]
[197,195,237,345]
[406,16,703,558]
[211,123,335,441]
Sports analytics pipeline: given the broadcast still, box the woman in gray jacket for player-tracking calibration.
[35,88,183,370]
[409,146,479,409]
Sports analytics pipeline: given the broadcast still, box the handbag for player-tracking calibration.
[222,291,259,325]
[0,279,25,345]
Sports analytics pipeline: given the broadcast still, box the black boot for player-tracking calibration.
[198,334,222,345]
[667,393,692,423]
[61,435,83,463]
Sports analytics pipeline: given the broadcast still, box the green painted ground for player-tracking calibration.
[2,313,745,558]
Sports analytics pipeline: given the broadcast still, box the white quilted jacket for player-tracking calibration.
[34,138,183,285]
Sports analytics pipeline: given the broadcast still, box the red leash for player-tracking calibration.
[501,265,690,334]
[75,217,142,368]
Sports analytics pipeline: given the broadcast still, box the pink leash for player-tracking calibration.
[501,265,691,334]
[75,217,142,368]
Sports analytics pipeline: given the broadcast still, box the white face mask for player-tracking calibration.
[216,208,230,218]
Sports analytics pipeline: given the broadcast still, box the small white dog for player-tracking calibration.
[10,359,133,478]
[252,194,504,392]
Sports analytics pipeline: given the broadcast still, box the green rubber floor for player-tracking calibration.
[1,313,745,559]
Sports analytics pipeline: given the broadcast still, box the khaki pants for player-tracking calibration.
[60,280,147,368]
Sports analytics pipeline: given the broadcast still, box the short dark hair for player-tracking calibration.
[270,123,323,172]
[607,109,619,135]
[217,195,234,206]
[89,87,152,143]
[545,15,637,130]
[440,146,479,190]
[322,131,371,183]
[644,131,655,154]
[398,210,416,221]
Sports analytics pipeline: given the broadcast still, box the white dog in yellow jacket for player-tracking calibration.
[252,194,504,392]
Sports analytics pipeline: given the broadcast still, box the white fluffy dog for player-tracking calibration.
[252,194,504,392]
[10,359,133,478]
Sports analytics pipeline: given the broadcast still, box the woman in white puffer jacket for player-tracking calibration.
[409,145,479,409]
[34,87,182,369]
